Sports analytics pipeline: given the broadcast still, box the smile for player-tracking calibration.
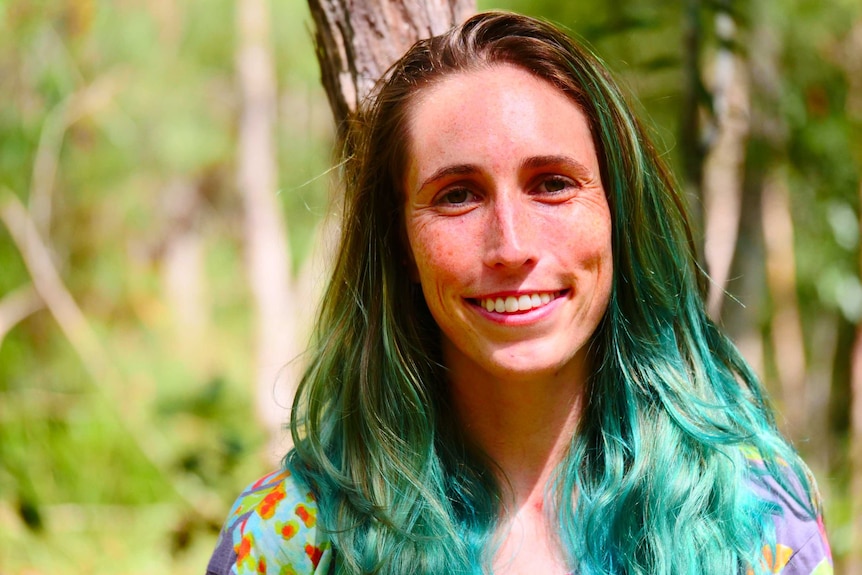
[475,291,563,314]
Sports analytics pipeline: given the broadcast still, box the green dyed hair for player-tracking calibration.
[288,11,816,575]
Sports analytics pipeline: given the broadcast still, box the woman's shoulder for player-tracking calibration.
[742,447,833,575]
[206,468,333,575]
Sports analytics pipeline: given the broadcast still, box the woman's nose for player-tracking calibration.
[482,195,537,269]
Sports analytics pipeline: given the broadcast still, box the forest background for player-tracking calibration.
[1,0,861,573]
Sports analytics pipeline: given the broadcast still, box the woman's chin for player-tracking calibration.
[478,348,588,386]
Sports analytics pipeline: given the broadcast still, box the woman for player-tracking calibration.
[207,11,832,575]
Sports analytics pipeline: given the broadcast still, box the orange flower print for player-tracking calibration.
[257,557,267,574]
[235,533,256,571]
[295,503,317,528]
[277,519,300,540]
[258,483,287,520]
[305,544,324,569]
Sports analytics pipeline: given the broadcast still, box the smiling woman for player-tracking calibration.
[405,65,612,390]
[206,11,832,575]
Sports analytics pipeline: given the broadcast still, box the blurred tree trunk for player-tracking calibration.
[719,1,773,381]
[682,0,751,321]
[761,170,808,442]
[722,169,765,380]
[237,0,296,459]
[160,177,208,361]
[307,0,475,133]
[743,1,810,443]
[680,0,704,237]
[702,2,749,318]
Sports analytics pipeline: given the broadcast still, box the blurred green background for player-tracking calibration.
[1,0,860,573]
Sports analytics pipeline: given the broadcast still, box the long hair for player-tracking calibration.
[288,11,815,575]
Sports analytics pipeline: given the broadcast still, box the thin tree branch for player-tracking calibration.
[29,72,125,237]
[0,283,44,347]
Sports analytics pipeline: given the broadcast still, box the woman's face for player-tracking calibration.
[403,64,613,383]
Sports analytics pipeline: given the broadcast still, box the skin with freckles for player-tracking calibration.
[404,64,613,388]
[403,64,613,575]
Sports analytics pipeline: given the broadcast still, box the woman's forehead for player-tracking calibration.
[402,65,598,192]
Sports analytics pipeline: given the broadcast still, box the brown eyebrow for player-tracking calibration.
[418,164,481,191]
[520,155,592,175]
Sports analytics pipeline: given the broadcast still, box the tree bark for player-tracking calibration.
[307,0,475,132]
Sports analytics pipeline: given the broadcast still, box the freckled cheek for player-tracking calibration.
[585,228,614,303]
[558,219,613,282]
[410,231,470,293]
[414,242,462,278]
[555,220,609,255]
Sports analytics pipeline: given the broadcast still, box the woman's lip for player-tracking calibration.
[467,290,567,315]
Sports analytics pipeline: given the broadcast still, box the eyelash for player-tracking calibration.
[534,175,577,195]
[436,187,478,206]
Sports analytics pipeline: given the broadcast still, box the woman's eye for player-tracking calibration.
[540,177,573,194]
[439,188,473,205]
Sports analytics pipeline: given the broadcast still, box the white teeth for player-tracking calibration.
[479,292,559,313]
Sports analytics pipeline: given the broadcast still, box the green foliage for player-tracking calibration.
[0,0,331,572]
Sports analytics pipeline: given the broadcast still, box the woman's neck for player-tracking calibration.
[443,346,584,575]
[444,346,586,507]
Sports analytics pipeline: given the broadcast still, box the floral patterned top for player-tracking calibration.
[206,459,833,575]
[206,469,335,575]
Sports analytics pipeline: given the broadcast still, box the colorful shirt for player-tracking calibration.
[206,469,334,575]
[206,464,832,575]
